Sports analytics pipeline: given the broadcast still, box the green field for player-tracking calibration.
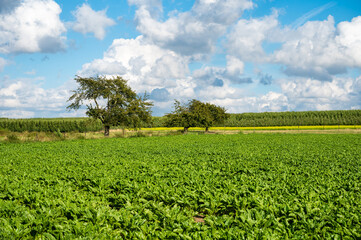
[1,134,361,238]
[1,109,361,133]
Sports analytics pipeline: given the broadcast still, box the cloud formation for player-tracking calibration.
[0,0,66,53]
[130,0,253,57]
[227,13,279,62]
[273,16,361,81]
[2,0,361,118]
[72,3,116,40]
[0,77,74,117]
[78,36,189,92]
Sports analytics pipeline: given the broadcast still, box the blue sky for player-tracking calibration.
[0,0,361,118]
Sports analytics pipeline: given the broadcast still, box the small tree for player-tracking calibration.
[164,100,197,133]
[165,99,229,133]
[67,75,153,136]
[189,99,229,132]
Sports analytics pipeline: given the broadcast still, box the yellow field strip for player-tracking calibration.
[140,125,361,131]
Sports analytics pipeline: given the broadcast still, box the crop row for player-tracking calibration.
[1,109,361,132]
[1,134,360,238]
[0,119,103,132]
[153,109,361,127]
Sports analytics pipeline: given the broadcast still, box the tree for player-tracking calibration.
[189,99,229,132]
[67,75,153,136]
[164,100,197,133]
[165,99,229,133]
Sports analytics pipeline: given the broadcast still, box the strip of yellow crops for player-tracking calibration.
[141,125,361,131]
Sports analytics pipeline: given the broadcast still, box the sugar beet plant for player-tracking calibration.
[0,134,361,238]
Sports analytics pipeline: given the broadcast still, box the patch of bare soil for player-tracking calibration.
[193,215,205,223]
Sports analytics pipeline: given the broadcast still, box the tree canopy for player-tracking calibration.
[67,75,153,136]
[165,99,229,132]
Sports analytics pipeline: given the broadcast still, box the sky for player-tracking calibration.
[0,0,361,118]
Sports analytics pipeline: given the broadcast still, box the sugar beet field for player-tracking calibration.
[1,134,361,239]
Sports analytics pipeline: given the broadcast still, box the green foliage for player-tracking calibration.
[165,100,197,132]
[53,129,65,140]
[0,118,103,133]
[0,134,360,238]
[165,99,229,132]
[189,99,229,131]
[6,133,19,142]
[153,110,361,127]
[67,75,153,136]
[223,110,361,127]
[129,131,146,138]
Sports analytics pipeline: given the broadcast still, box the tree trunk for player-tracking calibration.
[205,126,209,132]
[184,127,189,134]
[104,125,110,136]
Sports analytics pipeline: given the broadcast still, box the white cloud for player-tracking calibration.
[210,90,290,113]
[279,77,359,110]
[0,110,35,118]
[76,2,361,116]
[79,36,189,91]
[192,60,250,87]
[0,0,66,54]
[72,3,115,40]
[0,78,72,118]
[273,16,361,80]
[130,0,253,57]
[336,16,361,67]
[227,13,279,62]
[226,55,244,76]
[209,74,361,113]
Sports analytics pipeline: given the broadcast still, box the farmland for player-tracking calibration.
[1,109,360,133]
[1,134,360,238]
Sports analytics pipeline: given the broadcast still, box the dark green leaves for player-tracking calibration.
[1,134,361,238]
[67,76,153,135]
[165,99,229,131]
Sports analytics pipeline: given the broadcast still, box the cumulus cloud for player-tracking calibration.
[0,78,72,117]
[77,1,361,115]
[130,0,253,57]
[72,3,116,40]
[279,77,360,110]
[192,60,251,87]
[227,13,279,62]
[273,16,361,80]
[211,91,290,113]
[79,36,189,91]
[0,0,66,54]
[208,73,361,113]
[226,12,361,81]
